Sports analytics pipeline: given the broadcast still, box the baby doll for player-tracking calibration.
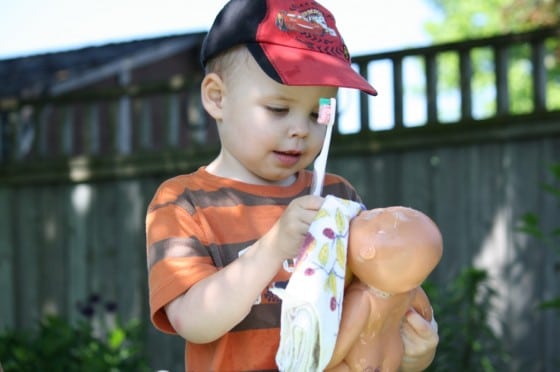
[325,206,443,372]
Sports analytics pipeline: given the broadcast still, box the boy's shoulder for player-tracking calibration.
[323,172,361,202]
[157,167,216,190]
[150,169,208,204]
[323,171,354,188]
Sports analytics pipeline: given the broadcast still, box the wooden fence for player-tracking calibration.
[1,27,560,371]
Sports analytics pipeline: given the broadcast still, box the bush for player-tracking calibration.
[424,267,510,372]
[0,294,149,372]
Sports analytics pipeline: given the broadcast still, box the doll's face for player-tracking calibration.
[348,207,443,294]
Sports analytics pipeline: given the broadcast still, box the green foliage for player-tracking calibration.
[424,0,560,117]
[425,0,559,42]
[424,268,510,371]
[425,0,514,42]
[517,162,560,313]
[0,295,150,372]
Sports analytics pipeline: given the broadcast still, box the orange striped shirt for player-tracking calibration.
[146,167,361,371]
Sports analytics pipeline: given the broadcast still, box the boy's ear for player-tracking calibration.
[201,72,224,121]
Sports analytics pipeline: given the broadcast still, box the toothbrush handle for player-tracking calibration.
[310,97,336,196]
[310,123,333,196]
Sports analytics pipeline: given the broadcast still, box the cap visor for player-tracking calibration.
[260,43,378,96]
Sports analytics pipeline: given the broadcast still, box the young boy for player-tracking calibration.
[146,0,439,370]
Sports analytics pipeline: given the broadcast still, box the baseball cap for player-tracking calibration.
[200,0,378,96]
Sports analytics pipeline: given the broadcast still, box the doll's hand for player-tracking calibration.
[399,308,439,372]
[264,195,324,261]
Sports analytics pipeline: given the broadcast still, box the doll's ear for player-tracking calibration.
[201,73,224,121]
[359,243,376,260]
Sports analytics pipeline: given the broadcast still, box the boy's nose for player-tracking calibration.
[288,118,310,137]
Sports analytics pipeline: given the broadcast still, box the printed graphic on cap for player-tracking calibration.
[268,3,350,62]
[275,9,337,37]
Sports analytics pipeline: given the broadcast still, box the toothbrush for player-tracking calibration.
[310,97,336,196]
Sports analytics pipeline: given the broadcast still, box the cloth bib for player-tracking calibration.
[272,195,363,371]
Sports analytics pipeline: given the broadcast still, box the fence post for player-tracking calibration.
[531,39,547,112]
[0,112,6,162]
[117,67,131,154]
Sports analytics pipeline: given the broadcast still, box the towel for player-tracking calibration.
[271,195,363,372]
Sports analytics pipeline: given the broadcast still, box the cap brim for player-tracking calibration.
[258,43,378,96]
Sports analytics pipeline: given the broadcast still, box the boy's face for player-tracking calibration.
[205,53,338,185]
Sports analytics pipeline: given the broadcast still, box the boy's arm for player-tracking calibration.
[165,195,324,344]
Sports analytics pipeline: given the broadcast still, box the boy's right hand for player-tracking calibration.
[264,195,324,261]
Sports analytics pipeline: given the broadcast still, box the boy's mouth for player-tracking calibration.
[274,150,302,166]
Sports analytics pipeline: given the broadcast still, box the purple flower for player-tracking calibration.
[80,305,95,318]
[105,301,118,313]
[88,293,101,304]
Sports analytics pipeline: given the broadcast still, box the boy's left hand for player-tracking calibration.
[399,308,439,372]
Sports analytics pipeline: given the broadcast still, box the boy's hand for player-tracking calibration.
[265,195,324,261]
[399,308,439,371]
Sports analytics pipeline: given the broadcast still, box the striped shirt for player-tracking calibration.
[146,166,361,371]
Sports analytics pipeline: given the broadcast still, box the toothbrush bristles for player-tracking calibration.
[317,98,333,125]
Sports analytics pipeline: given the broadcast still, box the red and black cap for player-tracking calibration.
[200,0,377,96]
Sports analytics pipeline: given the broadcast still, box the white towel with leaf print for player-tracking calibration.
[271,195,363,372]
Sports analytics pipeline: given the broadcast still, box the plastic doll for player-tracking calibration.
[325,206,443,372]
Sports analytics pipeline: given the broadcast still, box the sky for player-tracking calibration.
[0,0,440,59]
[0,0,442,132]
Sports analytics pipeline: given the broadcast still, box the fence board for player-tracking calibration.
[430,146,471,281]
[95,182,120,302]
[87,184,104,296]
[328,156,370,201]
[66,184,90,322]
[359,152,403,207]
[399,149,434,213]
[38,185,68,317]
[541,138,560,368]
[504,139,543,370]
[115,180,145,319]
[14,188,40,329]
[0,187,14,329]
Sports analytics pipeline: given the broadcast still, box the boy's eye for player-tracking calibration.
[266,106,288,114]
[310,112,319,121]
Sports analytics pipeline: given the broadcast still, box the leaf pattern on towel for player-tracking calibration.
[336,238,345,270]
[301,202,354,312]
[319,242,330,266]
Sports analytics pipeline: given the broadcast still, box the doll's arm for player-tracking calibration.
[325,285,370,369]
[399,287,438,372]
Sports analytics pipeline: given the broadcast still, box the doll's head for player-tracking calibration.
[348,206,443,294]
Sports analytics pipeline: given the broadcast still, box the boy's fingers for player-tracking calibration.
[404,308,437,336]
[401,308,439,352]
[298,195,324,209]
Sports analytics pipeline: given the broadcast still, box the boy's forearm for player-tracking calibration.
[166,238,285,343]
